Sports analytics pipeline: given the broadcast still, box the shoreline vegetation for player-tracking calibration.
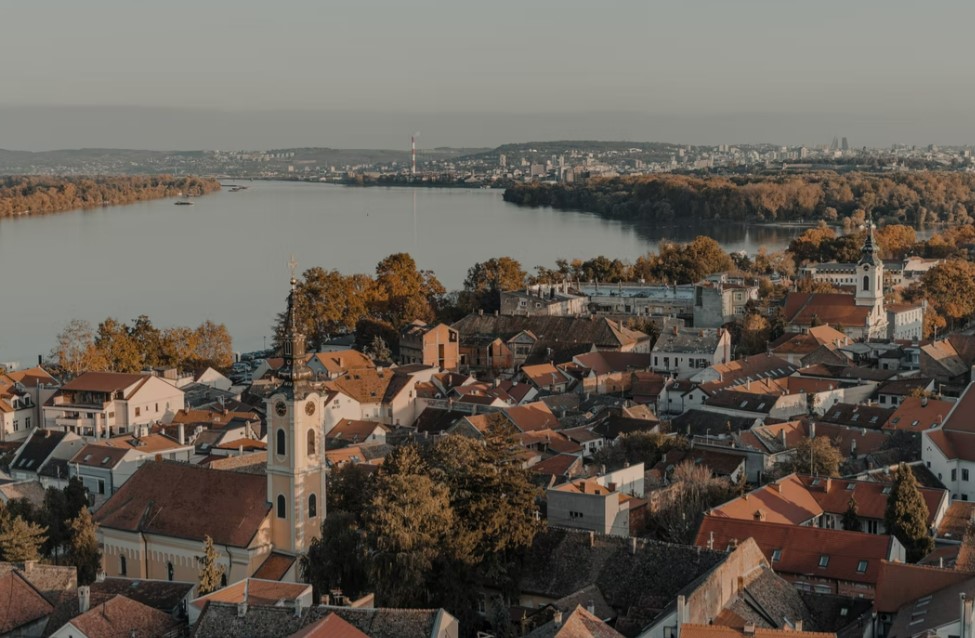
[0,175,222,219]
[501,172,975,227]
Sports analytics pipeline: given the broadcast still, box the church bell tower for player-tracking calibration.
[855,216,884,309]
[266,259,326,555]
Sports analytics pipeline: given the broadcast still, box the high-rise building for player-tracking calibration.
[841,137,849,151]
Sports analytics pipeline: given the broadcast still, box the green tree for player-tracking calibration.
[67,507,101,585]
[197,535,225,595]
[301,511,370,602]
[885,464,934,563]
[792,436,843,477]
[842,497,861,532]
[366,464,453,607]
[326,463,375,524]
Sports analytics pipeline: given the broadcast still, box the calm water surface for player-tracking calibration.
[0,181,800,365]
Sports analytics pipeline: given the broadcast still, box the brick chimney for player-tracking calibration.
[78,585,90,613]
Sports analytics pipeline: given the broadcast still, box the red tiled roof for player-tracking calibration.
[680,624,836,638]
[253,552,298,581]
[326,419,386,442]
[695,517,893,585]
[94,461,270,548]
[506,402,560,432]
[290,613,371,638]
[885,396,953,432]
[59,371,147,394]
[68,594,180,638]
[874,561,973,613]
[191,578,310,610]
[0,571,54,634]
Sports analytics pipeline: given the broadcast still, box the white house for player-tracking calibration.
[923,381,975,502]
[651,327,731,379]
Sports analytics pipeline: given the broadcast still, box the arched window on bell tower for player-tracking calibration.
[307,429,316,456]
[276,429,286,456]
[277,494,286,519]
[309,494,317,517]
[863,275,870,292]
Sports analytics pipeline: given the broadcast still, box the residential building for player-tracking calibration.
[9,428,86,487]
[692,278,759,328]
[48,593,181,638]
[399,322,460,370]
[42,372,185,439]
[651,327,731,378]
[923,382,975,500]
[500,283,589,317]
[546,464,646,537]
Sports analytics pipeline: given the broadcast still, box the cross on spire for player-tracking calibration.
[288,255,298,282]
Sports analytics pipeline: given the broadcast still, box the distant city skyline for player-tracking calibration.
[2,1,974,150]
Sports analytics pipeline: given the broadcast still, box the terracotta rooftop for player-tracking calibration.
[58,371,147,394]
[253,552,297,581]
[191,578,311,610]
[695,517,893,586]
[327,419,387,443]
[0,571,54,635]
[506,401,560,432]
[572,351,653,376]
[94,460,270,548]
[885,396,954,432]
[680,624,836,638]
[290,613,371,638]
[874,561,974,613]
[524,605,626,638]
[783,292,871,328]
[62,594,180,638]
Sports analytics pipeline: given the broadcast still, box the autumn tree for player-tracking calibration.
[653,236,733,284]
[738,312,772,356]
[875,225,917,259]
[279,268,373,350]
[842,497,861,532]
[193,320,234,369]
[652,461,734,544]
[593,431,688,472]
[51,319,107,378]
[67,507,101,585]
[372,253,445,327]
[460,257,527,312]
[918,260,975,327]
[129,315,163,369]
[95,317,142,373]
[884,464,934,562]
[0,516,47,562]
[197,535,225,595]
[791,436,843,477]
[160,326,198,369]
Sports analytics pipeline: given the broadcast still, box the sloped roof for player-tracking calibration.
[783,293,871,328]
[942,381,975,434]
[326,419,387,442]
[59,371,147,394]
[193,603,447,638]
[253,552,297,581]
[453,314,647,349]
[65,594,180,638]
[709,474,823,525]
[519,528,727,631]
[328,369,395,404]
[524,605,626,638]
[888,574,975,638]
[572,351,653,376]
[0,571,54,634]
[506,402,560,432]
[94,460,270,548]
[191,578,310,609]
[653,328,723,355]
[11,429,66,472]
[695,517,892,586]
[818,403,892,429]
[680,625,835,638]
[885,396,954,432]
[310,350,374,375]
[874,561,974,613]
[290,613,371,638]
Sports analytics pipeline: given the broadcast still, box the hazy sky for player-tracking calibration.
[2,0,974,150]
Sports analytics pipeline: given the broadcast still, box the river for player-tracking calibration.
[0,181,803,366]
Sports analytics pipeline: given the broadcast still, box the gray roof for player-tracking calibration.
[192,603,448,638]
[652,329,721,355]
[518,528,726,634]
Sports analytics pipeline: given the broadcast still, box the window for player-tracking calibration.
[276,429,286,456]
[863,275,870,291]
[277,495,286,519]
[135,407,141,417]
[155,403,159,412]
[856,560,868,573]
[25,417,31,429]
[309,494,317,517]
[953,469,958,482]
[167,562,174,581]
[120,555,127,576]
[818,555,829,568]
[307,429,316,456]
[221,573,228,587]
[12,420,18,431]
[771,549,782,562]
[98,480,105,495]
[965,469,970,482]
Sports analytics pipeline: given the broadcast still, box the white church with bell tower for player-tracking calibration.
[854,216,889,337]
[265,259,327,555]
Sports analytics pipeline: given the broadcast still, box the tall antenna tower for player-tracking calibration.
[411,135,417,176]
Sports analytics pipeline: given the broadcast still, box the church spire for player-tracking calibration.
[859,212,881,266]
[278,256,312,386]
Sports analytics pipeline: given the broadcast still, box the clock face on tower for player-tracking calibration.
[275,402,287,417]
[305,401,316,416]
[862,264,870,271]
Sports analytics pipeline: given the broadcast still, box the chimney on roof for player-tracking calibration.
[586,600,595,614]
[810,421,816,439]
[178,423,185,446]
[743,624,756,636]
[795,620,804,632]
[677,595,689,630]
[237,602,247,618]
[96,571,106,583]
[294,599,303,617]
[753,509,766,521]
[78,585,91,613]
[781,429,787,449]
[588,531,595,547]
[922,396,929,407]
[707,531,714,550]
[552,609,564,628]
[629,537,638,555]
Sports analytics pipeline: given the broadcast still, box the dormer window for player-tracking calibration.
[818,555,829,568]
[856,560,868,573]
[771,549,782,562]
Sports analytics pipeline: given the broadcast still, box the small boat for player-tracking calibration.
[174,200,194,206]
